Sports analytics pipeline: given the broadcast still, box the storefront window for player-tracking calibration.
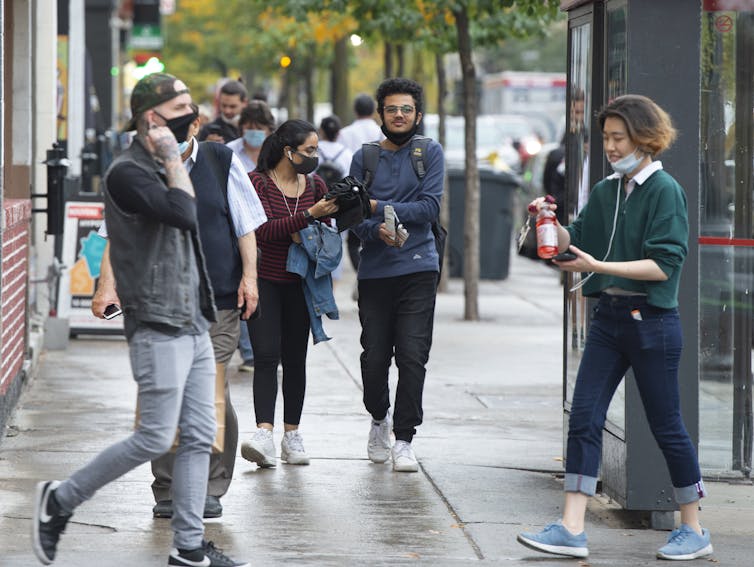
[699,7,754,475]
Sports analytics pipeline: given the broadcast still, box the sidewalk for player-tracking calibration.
[1,251,752,566]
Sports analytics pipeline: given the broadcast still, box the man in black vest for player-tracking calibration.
[34,73,251,567]
[93,105,266,521]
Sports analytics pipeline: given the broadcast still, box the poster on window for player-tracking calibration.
[57,201,123,334]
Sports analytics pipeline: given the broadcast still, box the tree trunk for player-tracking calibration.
[454,6,479,321]
[436,52,450,293]
[384,42,393,78]
[332,37,349,122]
[304,55,315,124]
[396,44,405,77]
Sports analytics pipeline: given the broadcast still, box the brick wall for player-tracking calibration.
[1,199,31,402]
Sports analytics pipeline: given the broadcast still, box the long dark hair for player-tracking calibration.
[256,119,317,173]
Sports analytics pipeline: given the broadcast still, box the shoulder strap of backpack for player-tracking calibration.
[409,135,430,179]
[361,135,432,193]
[361,141,381,189]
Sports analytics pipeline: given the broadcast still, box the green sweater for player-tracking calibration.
[566,169,688,308]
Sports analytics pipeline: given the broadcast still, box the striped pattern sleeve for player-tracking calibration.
[226,153,267,236]
[250,172,324,281]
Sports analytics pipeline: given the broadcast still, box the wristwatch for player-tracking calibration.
[303,209,314,223]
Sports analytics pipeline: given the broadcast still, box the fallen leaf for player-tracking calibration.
[450,523,465,529]
[405,552,420,559]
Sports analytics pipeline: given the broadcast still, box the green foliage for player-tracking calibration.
[160,0,562,104]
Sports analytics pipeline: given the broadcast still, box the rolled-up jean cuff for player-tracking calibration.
[564,473,598,496]
[674,480,706,505]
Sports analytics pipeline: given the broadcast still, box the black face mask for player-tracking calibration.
[155,110,198,143]
[381,120,419,147]
[290,151,319,175]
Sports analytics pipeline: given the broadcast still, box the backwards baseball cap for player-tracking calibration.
[123,72,190,132]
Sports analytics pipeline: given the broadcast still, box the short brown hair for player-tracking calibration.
[240,100,275,130]
[597,95,677,156]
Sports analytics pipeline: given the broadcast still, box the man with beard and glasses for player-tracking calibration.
[33,73,249,567]
[349,78,444,473]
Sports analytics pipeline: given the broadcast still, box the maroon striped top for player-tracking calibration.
[250,171,328,282]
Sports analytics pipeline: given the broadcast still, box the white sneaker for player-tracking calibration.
[241,428,276,468]
[281,430,310,465]
[392,440,418,472]
[367,414,392,463]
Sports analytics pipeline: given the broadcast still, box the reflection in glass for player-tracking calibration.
[565,22,592,414]
[699,9,754,476]
[606,2,628,102]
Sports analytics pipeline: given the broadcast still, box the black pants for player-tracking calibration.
[358,271,438,442]
[248,278,310,425]
[347,230,361,271]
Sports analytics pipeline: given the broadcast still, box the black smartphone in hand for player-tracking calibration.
[103,304,123,319]
[553,251,577,262]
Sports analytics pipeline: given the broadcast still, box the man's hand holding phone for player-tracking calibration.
[103,304,123,320]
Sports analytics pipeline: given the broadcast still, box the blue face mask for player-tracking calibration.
[243,129,266,148]
[177,137,192,154]
[610,149,644,175]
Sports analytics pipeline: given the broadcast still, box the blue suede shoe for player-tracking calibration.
[657,524,713,561]
[517,522,588,558]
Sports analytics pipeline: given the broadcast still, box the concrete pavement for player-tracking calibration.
[1,251,752,566]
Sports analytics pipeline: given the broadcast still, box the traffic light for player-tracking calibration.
[130,55,165,80]
[280,55,292,68]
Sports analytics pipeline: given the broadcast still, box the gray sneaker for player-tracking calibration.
[367,414,392,463]
[241,428,276,468]
[281,430,310,465]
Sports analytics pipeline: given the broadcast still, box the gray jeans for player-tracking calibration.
[54,328,216,550]
[151,309,241,501]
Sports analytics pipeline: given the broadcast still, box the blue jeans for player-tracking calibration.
[55,328,216,550]
[565,294,705,504]
[358,271,438,442]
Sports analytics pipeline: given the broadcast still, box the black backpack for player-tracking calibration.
[360,136,448,277]
[315,146,347,189]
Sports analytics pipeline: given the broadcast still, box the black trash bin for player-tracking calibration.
[446,166,520,280]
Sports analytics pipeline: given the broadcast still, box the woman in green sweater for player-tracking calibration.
[517,95,713,561]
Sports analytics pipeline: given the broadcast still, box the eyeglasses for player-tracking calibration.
[384,105,415,115]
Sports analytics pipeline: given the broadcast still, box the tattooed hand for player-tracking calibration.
[146,125,181,162]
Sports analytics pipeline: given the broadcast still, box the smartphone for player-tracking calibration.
[553,251,577,262]
[384,204,396,237]
[103,304,123,320]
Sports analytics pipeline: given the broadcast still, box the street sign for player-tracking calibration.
[129,24,163,51]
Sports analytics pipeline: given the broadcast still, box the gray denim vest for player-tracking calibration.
[103,137,216,333]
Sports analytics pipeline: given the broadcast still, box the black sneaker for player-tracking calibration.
[168,540,249,567]
[203,496,223,519]
[32,480,72,565]
[153,499,173,518]
[154,496,223,519]
[202,541,250,567]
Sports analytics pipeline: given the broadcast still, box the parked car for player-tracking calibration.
[423,113,542,173]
